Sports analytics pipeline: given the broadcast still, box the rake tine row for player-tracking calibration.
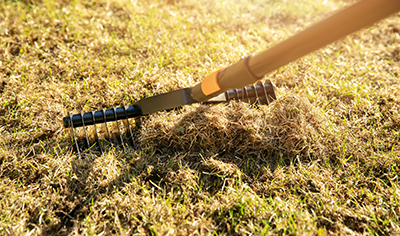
[66,107,140,157]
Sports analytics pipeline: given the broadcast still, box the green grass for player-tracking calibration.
[1,0,400,235]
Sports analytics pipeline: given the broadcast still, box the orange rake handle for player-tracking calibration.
[191,0,400,102]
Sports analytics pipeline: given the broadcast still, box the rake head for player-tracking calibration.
[64,81,276,157]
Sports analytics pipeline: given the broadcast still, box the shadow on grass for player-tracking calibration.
[38,97,345,234]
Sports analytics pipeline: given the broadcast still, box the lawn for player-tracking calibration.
[1,0,399,235]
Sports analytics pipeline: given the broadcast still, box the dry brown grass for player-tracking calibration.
[1,0,400,235]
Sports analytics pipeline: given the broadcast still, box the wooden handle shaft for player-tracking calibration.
[249,0,400,77]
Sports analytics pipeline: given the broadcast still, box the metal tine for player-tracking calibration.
[253,84,262,106]
[244,86,250,104]
[102,107,112,145]
[225,90,231,102]
[265,80,276,102]
[91,110,103,155]
[135,117,142,129]
[259,81,270,105]
[123,104,137,150]
[113,107,126,154]
[69,112,81,158]
[234,89,239,101]
[80,111,90,149]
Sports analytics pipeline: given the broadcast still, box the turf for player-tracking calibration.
[1,0,400,235]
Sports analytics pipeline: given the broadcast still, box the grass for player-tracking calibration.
[1,0,400,234]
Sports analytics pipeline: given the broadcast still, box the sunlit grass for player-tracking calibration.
[1,0,399,234]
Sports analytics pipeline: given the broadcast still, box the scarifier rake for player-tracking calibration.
[62,0,400,156]
[64,81,276,156]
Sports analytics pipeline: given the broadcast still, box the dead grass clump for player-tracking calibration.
[139,103,258,154]
[141,95,336,164]
[265,95,336,162]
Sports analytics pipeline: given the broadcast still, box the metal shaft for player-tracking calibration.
[63,105,142,128]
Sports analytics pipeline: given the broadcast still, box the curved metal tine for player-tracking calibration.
[80,111,90,149]
[253,84,261,106]
[69,112,81,158]
[244,86,250,104]
[265,80,277,101]
[261,82,270,105]
[135,117,142,129]
[92,110,103,155]
[102,107,112,146]
[234,89,239,101]
[123,104,137,150]
[258,84,266,104]
[256,81,268,105]
[226,90,231,102]
[113,107,126,154]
